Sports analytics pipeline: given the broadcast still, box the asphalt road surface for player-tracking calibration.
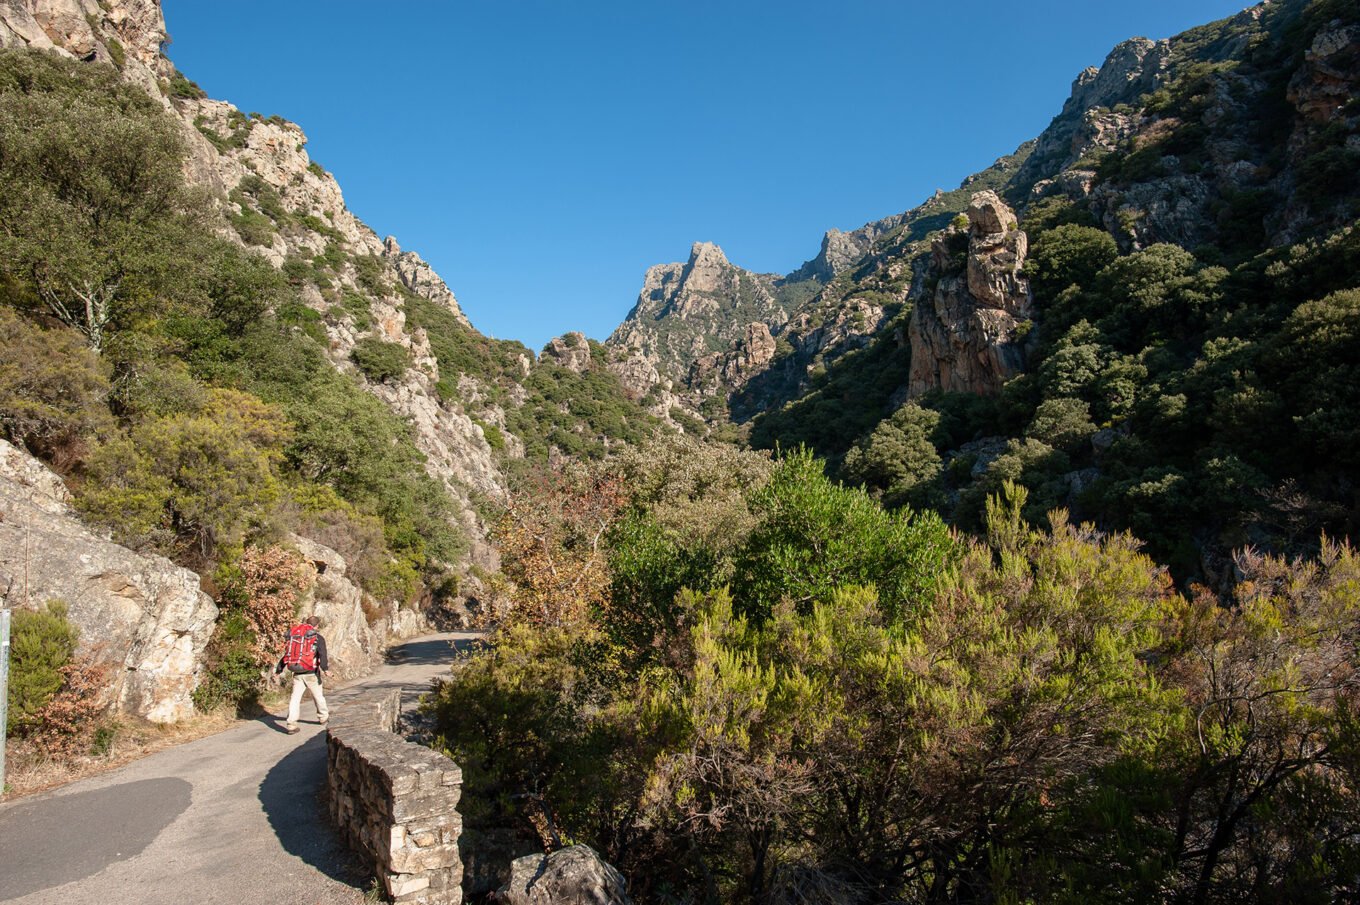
[0,632,479,905]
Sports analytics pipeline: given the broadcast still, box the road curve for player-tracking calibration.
[0,632,477,905]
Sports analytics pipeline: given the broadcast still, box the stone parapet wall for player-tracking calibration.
[327,688,463,904]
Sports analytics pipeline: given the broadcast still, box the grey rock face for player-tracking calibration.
[790,212,907,283]
[689,321,777,391]
[1016,36,1171,191]
[1286,24,1360,125]
[907,191,1032,398]
[0,439,218,722]
[607,241,790,388]
[496,845,633,905]
[541,331,593,373]
[385,236,472,328]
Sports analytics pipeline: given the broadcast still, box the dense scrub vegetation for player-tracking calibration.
[430,435,1360,904]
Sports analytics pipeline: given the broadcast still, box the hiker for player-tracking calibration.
[275,616,330,734]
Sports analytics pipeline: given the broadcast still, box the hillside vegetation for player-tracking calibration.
[431,434,1360,904]
[739,0,1360,582]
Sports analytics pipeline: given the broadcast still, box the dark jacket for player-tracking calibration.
[275,630,329,676]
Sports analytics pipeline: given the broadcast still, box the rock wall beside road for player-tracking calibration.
[327,688,464,904]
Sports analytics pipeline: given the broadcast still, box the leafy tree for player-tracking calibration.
[1267,288,1360,470]
[843,402,944,507]
[733,448,957,624]
[1026,223,1120,306]
[0,50,204,351]
[78,389,289,556]
[1026,396,1096,453]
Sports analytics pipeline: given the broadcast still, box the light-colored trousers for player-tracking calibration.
[287,672,329,727]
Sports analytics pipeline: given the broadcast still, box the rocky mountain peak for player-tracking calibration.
[688,240,728,267]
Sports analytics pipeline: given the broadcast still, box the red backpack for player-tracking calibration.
[283,624,319,672]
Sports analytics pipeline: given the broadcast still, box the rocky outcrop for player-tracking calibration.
[0,439,218,722]
[1015,36,1171,192]
[540,331,592,373]
[495,846,633,905]
[384,236,472,328]
[907,191,1032,397]
[1286,23,1360,126]
[289,534,399,682]
[790,213,907,283]
[688,322,778,391]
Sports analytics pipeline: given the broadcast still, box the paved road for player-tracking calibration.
[0,632,478,905]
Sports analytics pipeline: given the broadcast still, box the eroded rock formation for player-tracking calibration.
[607,242,790,386]
[907,191,1032,397]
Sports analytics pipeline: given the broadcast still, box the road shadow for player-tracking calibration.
[0,778,191,900]
[385,635,484,667]
[257,733,366,890]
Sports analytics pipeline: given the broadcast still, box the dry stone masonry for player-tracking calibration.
[327,688,464,904]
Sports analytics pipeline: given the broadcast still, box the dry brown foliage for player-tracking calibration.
[494,464,624,628]
[29,649,114,756]
[237,544,313,662]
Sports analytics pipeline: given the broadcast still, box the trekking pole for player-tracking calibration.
[1,607,11,796]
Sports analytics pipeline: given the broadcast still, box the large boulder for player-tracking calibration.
[0,439,218,722]
[495,845,633,905]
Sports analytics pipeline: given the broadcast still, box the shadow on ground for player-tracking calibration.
[385,635,484,667]
[258,733,366,890]
[0,778,191,900]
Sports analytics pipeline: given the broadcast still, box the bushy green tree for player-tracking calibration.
[78,389,288,555]
[0,50,205,351]
[843,402,945,508]
[1025,223,1120,307]
[1026,396,1096,453]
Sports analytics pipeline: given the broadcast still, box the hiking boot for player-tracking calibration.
[318,714,329,725]
[286,724,299,734]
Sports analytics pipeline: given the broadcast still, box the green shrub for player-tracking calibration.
[229,207,276,246]
[167,70,205,99]
[350,335,410,383]
[103,37,125,69]
[0,308,112,458]
[352,254,388,296]
[191,612,263,714]
[7,601,79,734]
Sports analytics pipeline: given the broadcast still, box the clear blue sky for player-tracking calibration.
[163,1,1250,350]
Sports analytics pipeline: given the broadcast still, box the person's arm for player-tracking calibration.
[316,635,329,675]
